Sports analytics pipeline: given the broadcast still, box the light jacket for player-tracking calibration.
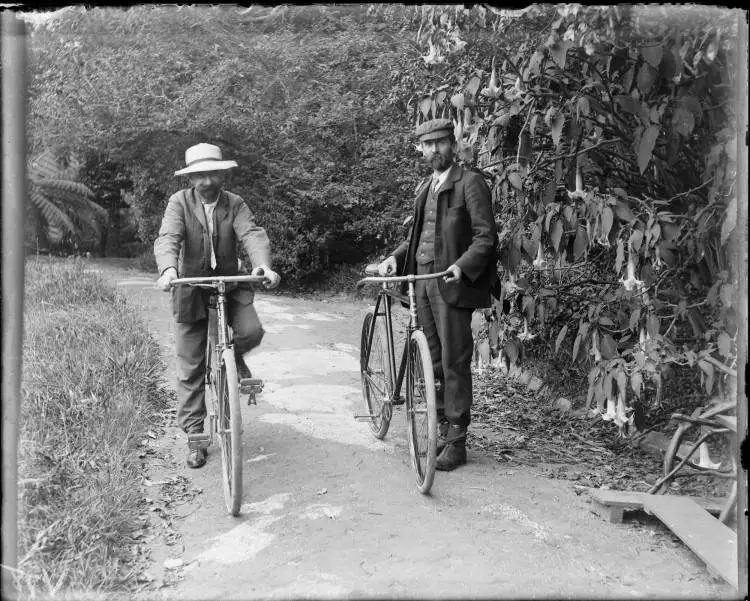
[154,188,271,322]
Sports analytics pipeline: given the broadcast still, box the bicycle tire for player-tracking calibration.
[219,349,243,516]
[360,309,392,439]
[406,330,437,494]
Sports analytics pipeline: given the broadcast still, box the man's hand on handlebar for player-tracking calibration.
[443,264,462,284]
[156,267,177,291]
[252,265,281,289]
[378,256,397,276]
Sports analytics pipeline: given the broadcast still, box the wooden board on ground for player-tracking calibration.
[643,494,738,590]
[588,489,726,523]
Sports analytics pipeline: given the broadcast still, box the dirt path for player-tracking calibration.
[91,259,735,599]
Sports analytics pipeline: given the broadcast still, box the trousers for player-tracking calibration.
[415,262,474,427]
[175,296,264,433]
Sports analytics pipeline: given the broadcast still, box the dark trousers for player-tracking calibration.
[415,262,474,427]
[175,298,264,433]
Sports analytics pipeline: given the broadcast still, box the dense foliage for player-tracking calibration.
[26,5,429,282]
[382,4,743,431]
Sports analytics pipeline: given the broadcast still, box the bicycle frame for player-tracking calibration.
[360,270,451,404]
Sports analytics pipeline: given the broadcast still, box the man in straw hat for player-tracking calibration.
[155,142,280,469]
[378,119,497,471]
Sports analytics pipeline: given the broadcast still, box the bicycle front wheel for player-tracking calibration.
[360,309,392,439]
[406,330,437,494]
[219,349,243,516]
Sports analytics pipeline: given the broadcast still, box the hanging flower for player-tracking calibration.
[518,317,536,341]
[532,244,547,270]
[601,397,617,421]
[421,39,445,65]
[619,253,642,291]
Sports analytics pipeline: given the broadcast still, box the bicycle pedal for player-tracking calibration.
[187,432,210,449]
[240,378,263,395]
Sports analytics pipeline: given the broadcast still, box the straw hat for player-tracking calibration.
[174,143,238,176]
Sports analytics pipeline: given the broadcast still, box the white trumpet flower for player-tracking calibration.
[532,244,547,270]
[619,255,642,291]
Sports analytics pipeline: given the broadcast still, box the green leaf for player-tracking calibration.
[629,228,644,252]
[659,48,676,79]
[600,333,617,359]
[615,239,625,274]
[549,40,572,69]
[419,96,432,118]
[572,331,581,364]
[616,369,628,399]
[508,172,523,190]
[717,331,732,358]
[555,324,568,354]
[631,371,643,398]
[573,224,588,260]
[550,219,563,252]
[629,307,641,332]
[672,106,695,137]
[721,195,737,244]
[698,359,714,395]
[640,45,663,69]
[504,341,519,365]
[638,125,660,174]
[550,113,565,148]
[614,200,635,222]
[636,63,656,94]
[601,206,613,239]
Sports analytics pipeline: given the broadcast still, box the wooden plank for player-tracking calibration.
[643,494,738,590]
[589,488,727,521]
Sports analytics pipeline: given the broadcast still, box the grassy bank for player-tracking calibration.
[17,257,167,597]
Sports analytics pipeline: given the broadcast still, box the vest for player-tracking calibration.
[416,180,438,264]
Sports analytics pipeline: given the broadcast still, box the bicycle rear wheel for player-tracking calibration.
[218,349,243,516]
[360,309,392,439]
[406,330,437,494]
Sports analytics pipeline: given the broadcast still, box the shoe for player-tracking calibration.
[234,351,252,381]
[436,425,467,471]
[186,446,207,469]
[436,417,450,455]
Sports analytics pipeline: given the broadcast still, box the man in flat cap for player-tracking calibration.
[378,119,497,470]
[155,142,281,469]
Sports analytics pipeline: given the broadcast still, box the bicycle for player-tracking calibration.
[355,264,451,494]
[170,274,267,516]
[648,398,738,523]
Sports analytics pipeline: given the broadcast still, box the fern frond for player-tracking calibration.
[34,179,94,199]
[29,184,78,235]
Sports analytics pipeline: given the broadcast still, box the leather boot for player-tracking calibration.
[436,417,450,455]
[436,424,467,471]
[186,444,207,468]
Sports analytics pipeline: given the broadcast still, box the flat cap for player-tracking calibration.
[415,118,454,142]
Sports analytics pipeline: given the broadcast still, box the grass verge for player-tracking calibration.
[16,257,168,597]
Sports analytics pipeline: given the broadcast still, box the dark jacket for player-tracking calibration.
[154,188,272,322]
[392,164,497,309]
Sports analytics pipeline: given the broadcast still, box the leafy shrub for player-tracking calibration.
[26,5,431,285]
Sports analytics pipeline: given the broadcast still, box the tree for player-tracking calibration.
[392,3,742,432]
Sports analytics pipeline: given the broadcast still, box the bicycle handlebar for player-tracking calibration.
[356,269,454,289]
[171,274,269,287]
